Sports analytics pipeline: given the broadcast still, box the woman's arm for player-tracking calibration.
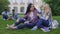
[23,13,29,20]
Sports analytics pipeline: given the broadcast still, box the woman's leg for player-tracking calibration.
[35,19,44,28]
[10,22,37,29]
[41,20,50,32]
[35,19,49,28]
[31,19,45,30]
[13,18,26,26]
[27,22,37,28]
[16,23,28,29]
[31,19,50,32]
[43,20,50,27]
[7,18,26,28]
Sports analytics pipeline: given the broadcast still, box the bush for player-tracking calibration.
[44,0,60,16]
[0,0,9,15]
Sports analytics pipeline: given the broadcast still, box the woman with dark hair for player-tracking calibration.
[25,3,36,15]
[6,3,40,29]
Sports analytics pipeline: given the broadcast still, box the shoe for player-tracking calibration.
[41,27,50,32]
[31,27,38,30]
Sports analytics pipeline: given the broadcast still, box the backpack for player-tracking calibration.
[51,20,59,29]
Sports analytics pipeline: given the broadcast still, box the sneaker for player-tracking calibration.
[41,27,50,32]
[31,27,38,30]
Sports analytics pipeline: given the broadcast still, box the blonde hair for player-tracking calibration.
[41,3,51,15]
[43,2,53,20]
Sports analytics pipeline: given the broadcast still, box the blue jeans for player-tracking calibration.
[2,15,8,20]
[12,15,18,20]
[35,19,50,28]
[14,18,26,26]
[15,15,18,20]
[16,22,37,29]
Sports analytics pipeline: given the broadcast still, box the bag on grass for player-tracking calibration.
[51,20,59,29]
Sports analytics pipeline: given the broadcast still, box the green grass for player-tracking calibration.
[0,15,60,34]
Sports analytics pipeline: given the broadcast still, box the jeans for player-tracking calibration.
[2,15,8,20]
[35,19,50,28]
[16,22,37,29]
[14,18,26,26]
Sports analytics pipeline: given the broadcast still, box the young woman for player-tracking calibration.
[6,3,40,29]
[2,9,9,20]
[31,3,52,32]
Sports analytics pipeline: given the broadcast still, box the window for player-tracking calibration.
[28,0,33,3]
[12,0,17,4]
[20,0,25,4]
[35,0,39,3]
[13,7,18,12]
[20,7,24,12]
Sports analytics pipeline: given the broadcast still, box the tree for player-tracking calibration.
[44,0,60,16]
[0,0,9,14]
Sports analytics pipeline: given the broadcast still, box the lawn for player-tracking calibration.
[0,15,60,34]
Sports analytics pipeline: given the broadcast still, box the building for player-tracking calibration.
[8,0,43,14]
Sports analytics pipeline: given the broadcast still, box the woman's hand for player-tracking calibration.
[45,16,49,20]
[37,13,40,17]
[24,21,29,24]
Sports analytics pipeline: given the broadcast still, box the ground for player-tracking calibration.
[0,15,60,34]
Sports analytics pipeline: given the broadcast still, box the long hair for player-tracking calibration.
[25,3,36,15]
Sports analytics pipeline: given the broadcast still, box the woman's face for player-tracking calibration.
[30,5,35,11]
[44,5,49,13]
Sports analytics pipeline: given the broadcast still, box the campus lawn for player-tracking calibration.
[0,15,60,34]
